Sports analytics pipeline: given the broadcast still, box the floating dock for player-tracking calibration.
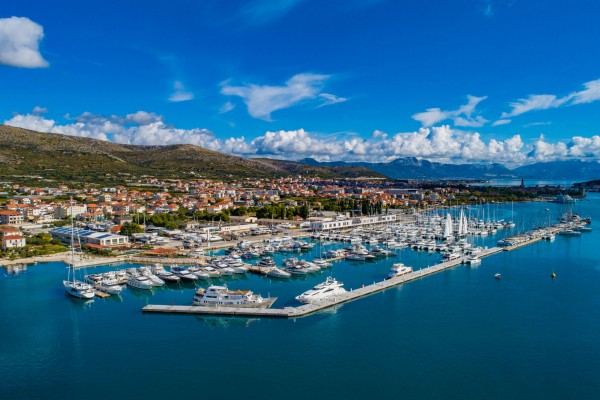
[142,247,504,318]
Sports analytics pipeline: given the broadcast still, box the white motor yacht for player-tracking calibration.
[151,265,181,283]
[97,278,124,295]
[192,285,276,308]
[385,263,413,280]
[171,266,198,281]
[139,266,165,287]
[127,274,154,290]
[202,266,222,278]
[267,267,291,279]
[295,277,347,304]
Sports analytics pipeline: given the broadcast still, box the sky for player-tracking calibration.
[1,0,600,166]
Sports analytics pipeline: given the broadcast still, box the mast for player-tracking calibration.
[69,197,75,283]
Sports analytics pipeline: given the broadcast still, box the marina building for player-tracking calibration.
[50,227,129,247]
[310,214,397,231]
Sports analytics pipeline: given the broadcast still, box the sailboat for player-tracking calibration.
[443,213,453,241]
[63,199,95,299]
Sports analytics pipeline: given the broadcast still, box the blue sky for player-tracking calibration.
[1,0,600,165]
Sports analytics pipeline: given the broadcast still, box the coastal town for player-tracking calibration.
[0,176,583,261]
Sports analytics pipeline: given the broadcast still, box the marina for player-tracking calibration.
[142,246,503,317]
[2,195,599,400]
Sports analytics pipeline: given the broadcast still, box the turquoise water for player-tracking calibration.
[1,196,600,399]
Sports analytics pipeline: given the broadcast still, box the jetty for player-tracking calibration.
[142,246,503,318]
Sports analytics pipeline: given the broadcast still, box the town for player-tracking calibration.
[0,175,582,261]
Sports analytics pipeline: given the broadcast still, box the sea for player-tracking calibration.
[1,195,599,400]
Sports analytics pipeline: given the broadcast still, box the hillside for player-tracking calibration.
[0,125,382,182]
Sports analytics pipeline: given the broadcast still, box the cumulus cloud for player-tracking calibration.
[502,78,600,118]
[220,73,346,120]
[4,110,600,165]
[0,17,48,68]
[168,80,194,102]
[412,95,488,128]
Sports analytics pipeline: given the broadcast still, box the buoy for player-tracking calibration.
[551,272,556,279]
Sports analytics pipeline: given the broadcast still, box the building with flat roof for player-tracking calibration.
[50,227,129,247]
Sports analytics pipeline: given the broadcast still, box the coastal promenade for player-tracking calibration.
[142,246,503,318]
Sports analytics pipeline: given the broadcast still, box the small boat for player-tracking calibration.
[551,272,556,279]
[267,267,291,279]
[559,229,581,237]
[494,273,501,280]
[202,267,222,278]
[171,266,198,281]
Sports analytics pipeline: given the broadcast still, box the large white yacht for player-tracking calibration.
[295,277,347,304]
[127,274,154,290]
[385,263,413,280]
[192,285,276,308]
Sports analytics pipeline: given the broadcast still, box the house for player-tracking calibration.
[0,227,26,250]
[0,210,24,225]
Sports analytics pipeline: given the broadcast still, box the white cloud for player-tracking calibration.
[125,111,162,125]
[219,101,235,114]
[32,106,48,114]
[168,80,194,102]
[4,110,600,166]
[501,94,566,118]
[220,73,346,120]
[501,78,600,118]
[492,119,511,126]
[318,93,349,107]
[0,17,48,68]
[524,121,551,128]
[412,95,488,128]
[569,78,600,105]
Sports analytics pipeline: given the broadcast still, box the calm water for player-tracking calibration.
[1,196,600,400]
[471,179,579,187]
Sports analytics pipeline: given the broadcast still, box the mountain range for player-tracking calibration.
[1,124,598,182]
[300,157,600,181]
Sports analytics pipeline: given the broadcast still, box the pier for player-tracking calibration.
[142,246,503,318]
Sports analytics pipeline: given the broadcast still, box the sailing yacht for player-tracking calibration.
[63,199,95,299]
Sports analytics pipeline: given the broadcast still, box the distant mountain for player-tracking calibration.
[0,125,382,182]
[513,160,600,180]
[300,157,516,180]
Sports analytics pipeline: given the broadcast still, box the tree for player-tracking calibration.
[120,222,144,236]
[231,206,248,216]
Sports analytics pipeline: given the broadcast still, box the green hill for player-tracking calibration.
[0,125,383,183]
